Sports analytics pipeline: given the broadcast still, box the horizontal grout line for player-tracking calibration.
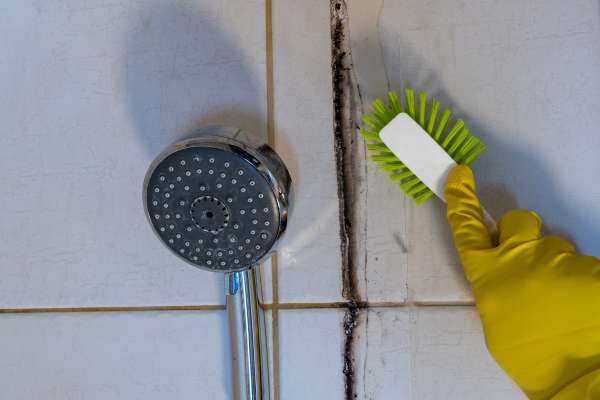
[411,300,475,307]
[0,305,226,314]
[0,301,475,315]
[263,300,475,310]
[263,302,350,310]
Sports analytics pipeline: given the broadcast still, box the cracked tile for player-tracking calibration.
[355,307,525,399]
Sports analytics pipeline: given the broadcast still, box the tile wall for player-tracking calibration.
[3,0,597,398]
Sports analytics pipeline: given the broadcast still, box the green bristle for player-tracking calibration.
[463,143,486,165]
[414,189,434,204]
[441,119,465,149]
[366,143,391,152]
[359,129,381,142]
[434,108,451,141]
[454,136,479,163]
[372,99,387,114]
[427,99,440,135]
[447,128,470,158]
[359,88,486,205]
[404,88,416,118]
[418,91,427,128]
[388,91,402,113]
[362,114,382,131]
[406,182,427,196]
[372,99,392,125]
[371,154,399,162]
[399,176,420,192]
[377,162,404,171]
[390,169,414,181]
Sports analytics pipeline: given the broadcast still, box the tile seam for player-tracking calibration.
[331,1,362,398]
[265,1,280,398]
[0,301,475,314]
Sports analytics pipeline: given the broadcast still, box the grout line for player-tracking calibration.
[0,305,226,314]
[330,2,362,398]
[411,300,475,307]
[270,255,280,400]
[265,0,275,148]
[0,300,475,315]
[262,300,475,310]
[264,1,280,399]
[263,302,349,310]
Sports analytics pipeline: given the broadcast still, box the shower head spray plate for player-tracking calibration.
[143,135,290,272]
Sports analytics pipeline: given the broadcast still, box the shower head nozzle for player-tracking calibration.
[143,132,291,273]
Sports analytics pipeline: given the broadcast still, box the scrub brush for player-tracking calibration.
[360,88,495,228]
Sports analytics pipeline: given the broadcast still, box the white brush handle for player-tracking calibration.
[380,113,497,234]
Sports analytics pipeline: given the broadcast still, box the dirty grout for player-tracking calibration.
[330,0,363,398]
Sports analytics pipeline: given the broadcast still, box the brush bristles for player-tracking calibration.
[360,88,486,205]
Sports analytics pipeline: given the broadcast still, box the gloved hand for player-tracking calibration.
[444,165,600,400]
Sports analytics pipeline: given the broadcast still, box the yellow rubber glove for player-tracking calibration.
[444,165,600,400]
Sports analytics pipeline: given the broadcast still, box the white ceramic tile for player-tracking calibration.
[272,0,343,302]
[344,0,409,304]
[347,0,464,303]
[354,306,411,398]
[405,200,471,302]
[360,150,410,304]
[356,307,525,400]
[0,311,230,399]
[348,0,600,302]
[0,0,266,307]
[279,309,345,400]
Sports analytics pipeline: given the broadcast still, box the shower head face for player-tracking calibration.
[144,137,288,272]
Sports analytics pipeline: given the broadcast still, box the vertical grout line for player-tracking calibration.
[265,1,280,399]
[270,255,280,400]
[266,0,275,148]
[331,1,363,399]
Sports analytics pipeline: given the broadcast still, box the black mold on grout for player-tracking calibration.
[331,1,358,304]
[330,1,362,398]
[343,303,359,399]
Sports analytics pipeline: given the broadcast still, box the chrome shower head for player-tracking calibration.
[143,132,291,272]
[144,127,291,400]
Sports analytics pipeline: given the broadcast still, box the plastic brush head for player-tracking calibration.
[144,136,291,272]
[360,88,486,205]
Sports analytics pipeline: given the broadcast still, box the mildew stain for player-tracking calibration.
[330,1,362,398]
